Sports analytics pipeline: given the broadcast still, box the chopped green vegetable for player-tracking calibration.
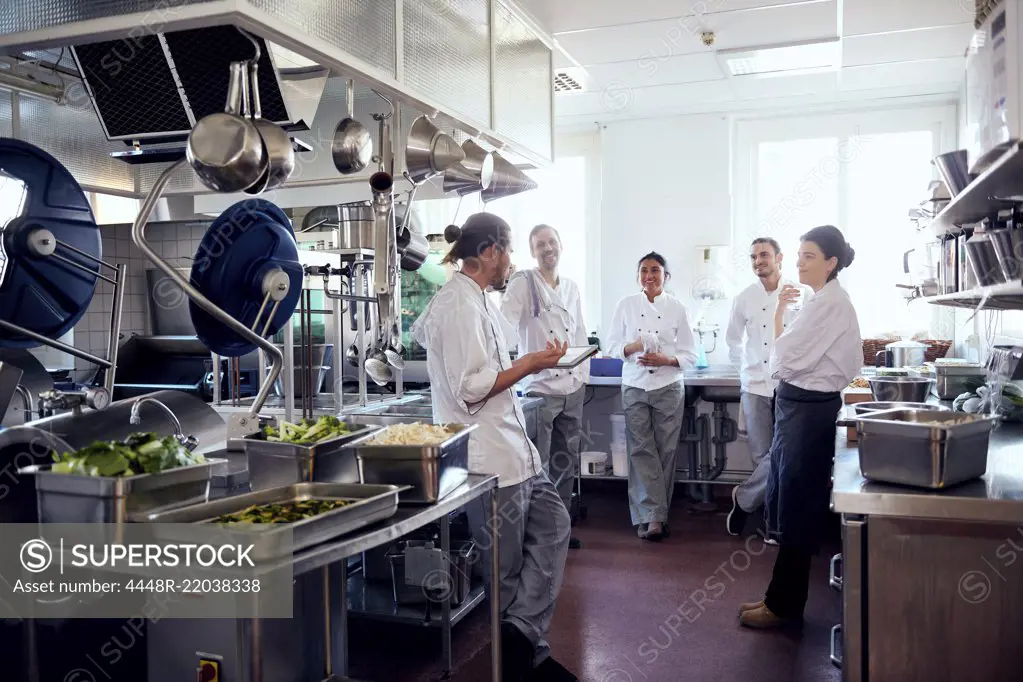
[261,416,351,445]
[211,499,349,524]
[51,432,206,477]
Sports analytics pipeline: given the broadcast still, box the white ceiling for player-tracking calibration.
[516,0,975,128]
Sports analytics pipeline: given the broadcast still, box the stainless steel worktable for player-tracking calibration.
[294,474,501,681]
[831,414,1023,523]
[587,364,741,388]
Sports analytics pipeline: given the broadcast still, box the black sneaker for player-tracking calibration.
[501,622,536,682]
[531,655,579,681]
[726,486,748,536]
[568,537,582,549]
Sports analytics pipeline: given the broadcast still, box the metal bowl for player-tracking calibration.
[867,377,934,403]
[854,401,949,416]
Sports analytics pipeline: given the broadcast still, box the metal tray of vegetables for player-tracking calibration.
[241,416,383,490]
[138,482,407,559]
[18,432,224,523]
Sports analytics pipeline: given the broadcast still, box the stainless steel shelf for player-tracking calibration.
[347,574,486,627]
[930,141,1023,237]
[921,281,1023,310]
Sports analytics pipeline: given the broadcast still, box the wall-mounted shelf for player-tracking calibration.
[922,281,1023,310]
[930,142,1023,237]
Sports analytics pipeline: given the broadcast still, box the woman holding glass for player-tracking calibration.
[739,225,862,629]
[607,252,698,541]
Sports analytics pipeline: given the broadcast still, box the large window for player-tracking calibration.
[735,106,956,339]
[486,155,589,300]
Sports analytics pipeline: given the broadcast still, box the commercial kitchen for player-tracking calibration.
[1,1,1022,681]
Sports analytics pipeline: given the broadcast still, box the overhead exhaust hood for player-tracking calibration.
[70,25,329,144]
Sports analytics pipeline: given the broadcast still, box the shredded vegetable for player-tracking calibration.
[369,423,454,445]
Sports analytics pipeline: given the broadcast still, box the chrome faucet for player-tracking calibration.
[14,385,33,422]
[129,397,199,451]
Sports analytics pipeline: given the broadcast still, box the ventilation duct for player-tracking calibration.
[70,26,329,144]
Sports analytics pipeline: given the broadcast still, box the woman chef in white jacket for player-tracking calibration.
[739,225,862,630]
[411,213,578,682]
[606,252,698,541]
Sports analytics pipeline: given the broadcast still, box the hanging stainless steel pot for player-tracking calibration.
[186,61,267,193]
[331,79,373,175]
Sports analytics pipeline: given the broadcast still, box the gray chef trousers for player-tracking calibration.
[527,387,585,509]
[735,391,775,513]
[467,472,571,665]
[622,382,685,526]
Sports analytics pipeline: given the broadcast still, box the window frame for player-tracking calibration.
[731,104,958,339]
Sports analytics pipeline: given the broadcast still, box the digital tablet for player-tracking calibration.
[555,345,599,369]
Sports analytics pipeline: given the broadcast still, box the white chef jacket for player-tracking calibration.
[606,291,699,391]
[500,269,590,396]
[770,278,862,393]
[410,272,543,489]
[725,278,811,397]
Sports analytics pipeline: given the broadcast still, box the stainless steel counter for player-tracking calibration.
[831,418,1023,524]
[588,365,741,388]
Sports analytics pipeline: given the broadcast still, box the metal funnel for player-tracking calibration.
[405,116,465,184]
[443,139,495,195]
[481,151,538,203]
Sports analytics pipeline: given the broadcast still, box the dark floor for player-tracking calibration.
[350,483,843,682]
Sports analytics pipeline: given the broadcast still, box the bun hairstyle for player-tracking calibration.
[800,225,855,281]
[441,213,513,266]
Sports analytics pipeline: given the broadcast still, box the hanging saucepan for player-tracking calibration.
[482,151,538,203]
[331,79,373,175]
[443,139,495,195]
[244,57,296,193]
[405,116,466,184]
[186,61,267,193]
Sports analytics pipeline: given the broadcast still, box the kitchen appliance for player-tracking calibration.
[388,539,475,606]
[874,340,928,368]
[965,1,1023,173]
[856,408,998,488]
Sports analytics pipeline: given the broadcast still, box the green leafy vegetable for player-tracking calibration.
[51,432,206,477]
[212,499,349,524]
[261,416,352,445]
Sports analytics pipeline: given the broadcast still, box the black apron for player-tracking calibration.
[765,380,841,554]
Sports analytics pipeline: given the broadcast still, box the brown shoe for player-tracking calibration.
[738,599,764,615]
[738,604,802,629]
[644,521,665,541]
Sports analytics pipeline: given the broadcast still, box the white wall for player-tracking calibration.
[597,114,734,361]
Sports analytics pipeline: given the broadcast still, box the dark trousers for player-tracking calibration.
[764,545,813,619]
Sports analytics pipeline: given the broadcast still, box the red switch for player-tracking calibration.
[198,660,219,682]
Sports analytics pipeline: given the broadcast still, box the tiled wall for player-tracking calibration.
[72,220,212,381]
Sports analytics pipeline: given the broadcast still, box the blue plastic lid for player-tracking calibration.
[189,199,302,357]
[0,138,100,348]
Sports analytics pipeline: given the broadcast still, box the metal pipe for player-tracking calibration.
[14,384,33,422]
[49,252,118,285]
[0,72,62,103]
[54,238,119,272]
[131,160,284,416]
[489,490,502,682]
[104,263,126,396]
[707,403,731,480]
[0,319,111,368]
[129,396,182,434]
[211,352,222,405]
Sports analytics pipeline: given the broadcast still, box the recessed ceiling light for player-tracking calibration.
[717,39,840,78]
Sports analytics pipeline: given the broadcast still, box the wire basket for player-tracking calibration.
[861,339,893,365]
[920,339,953,362]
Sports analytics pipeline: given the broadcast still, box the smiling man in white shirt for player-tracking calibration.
[724,238,810,538]
[502,224,589,550]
